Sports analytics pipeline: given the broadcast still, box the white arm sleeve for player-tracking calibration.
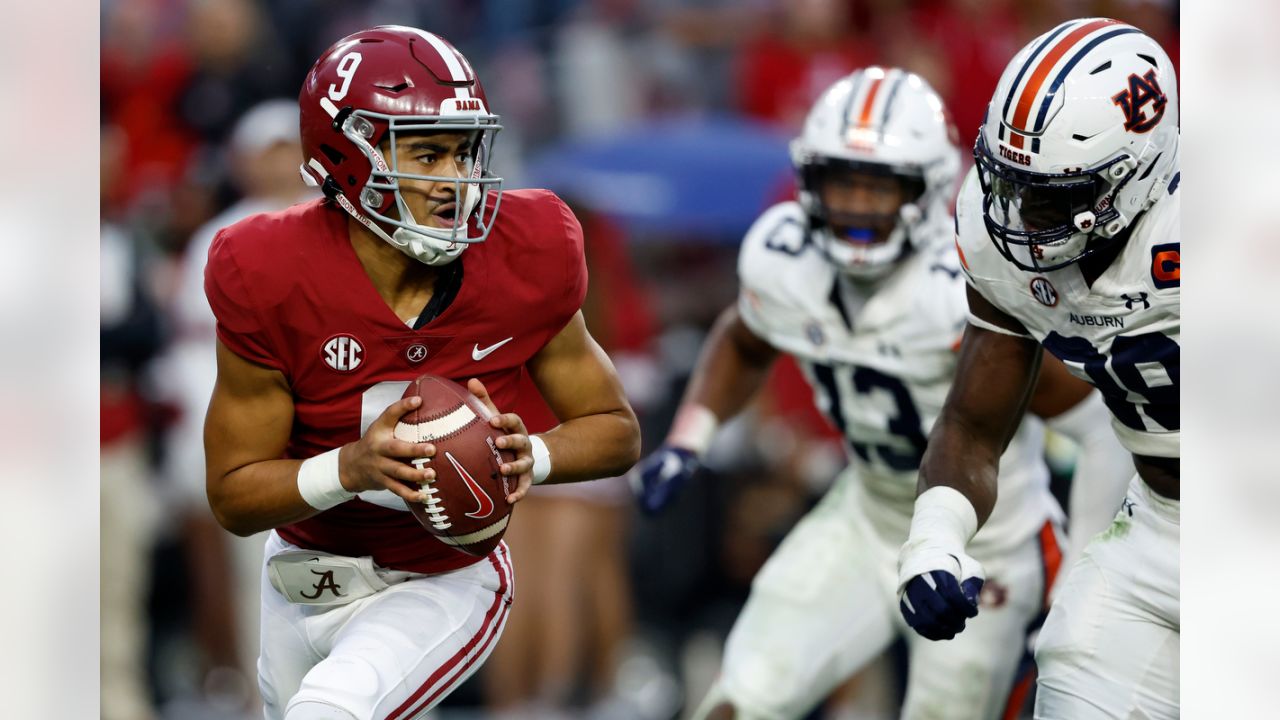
[1045,390,1135,565]
[965,312,1034,338]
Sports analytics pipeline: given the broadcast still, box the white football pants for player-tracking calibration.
[1034,475,1179,719]
[257,532,514,720]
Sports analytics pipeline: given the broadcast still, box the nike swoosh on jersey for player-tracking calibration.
[472,337,514,361]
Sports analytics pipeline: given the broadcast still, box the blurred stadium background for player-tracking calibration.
[100,1,1178,719]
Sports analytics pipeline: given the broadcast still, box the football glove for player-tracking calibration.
[897,540,985,641]
[629,444,700,516]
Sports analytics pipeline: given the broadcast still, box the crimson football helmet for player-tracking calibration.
[299,25,503,265]
[975,18,1179,271]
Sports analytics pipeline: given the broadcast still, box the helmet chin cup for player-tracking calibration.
[390,225,465,266]
[820,224,908,281]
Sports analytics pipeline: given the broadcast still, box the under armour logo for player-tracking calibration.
[1121,498,1136,517]
[1121,292,1150,310]
[299,569,345,600]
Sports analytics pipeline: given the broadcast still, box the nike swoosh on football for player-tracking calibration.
[472,337,514,361]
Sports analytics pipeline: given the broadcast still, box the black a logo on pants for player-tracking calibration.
[300,568,346,600]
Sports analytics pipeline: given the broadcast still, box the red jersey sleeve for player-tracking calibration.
[551,193,589,321]
[204,228,284,371]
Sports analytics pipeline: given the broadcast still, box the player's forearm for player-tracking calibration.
[917,413,1002,527]
[207,458,322,537]
[917,320,1041,528]
[537,408,641,484]
[676,306,778,437]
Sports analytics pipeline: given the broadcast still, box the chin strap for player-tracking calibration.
[302,153,477,267]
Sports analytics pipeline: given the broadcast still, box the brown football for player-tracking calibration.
[394,374,515,557]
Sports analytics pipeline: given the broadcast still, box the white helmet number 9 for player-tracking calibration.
[328,52,363,102]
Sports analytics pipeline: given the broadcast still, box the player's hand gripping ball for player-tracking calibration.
[395,375,516,556]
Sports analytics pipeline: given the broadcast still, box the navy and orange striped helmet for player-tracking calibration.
[975,18,1179,272]
[791,68,961,280]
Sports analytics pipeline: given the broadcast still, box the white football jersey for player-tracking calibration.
[955,168,1180,458]
[737,201,1057,551]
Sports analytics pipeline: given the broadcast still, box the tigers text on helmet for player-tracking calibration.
[298,25,503,266]
[975,18,1178,272]
[791,67,961,280]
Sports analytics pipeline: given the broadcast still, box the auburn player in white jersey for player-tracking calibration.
[896,19,1180,719]
[632,68,1131,720]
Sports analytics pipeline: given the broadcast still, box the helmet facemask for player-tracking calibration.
[798,155,928,281]
[334,109,503,266]
[974,133,1136,272]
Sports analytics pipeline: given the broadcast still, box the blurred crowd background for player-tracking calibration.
[100,1,1179,719]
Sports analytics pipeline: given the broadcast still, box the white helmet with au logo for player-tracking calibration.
[975,18,1179,271]
[792,67,961,280]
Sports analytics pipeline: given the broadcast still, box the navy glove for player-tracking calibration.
[629,445,700,515]
[899,568,984,640]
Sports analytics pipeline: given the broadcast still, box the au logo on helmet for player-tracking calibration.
[1112,70,1168,133]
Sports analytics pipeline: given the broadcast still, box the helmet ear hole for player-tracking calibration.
[319,144,346,165]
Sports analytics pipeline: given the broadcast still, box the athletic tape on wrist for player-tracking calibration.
[908,486,980,548]
[297,447,355,510]
[529,434,551,485]
[666,404,720,457]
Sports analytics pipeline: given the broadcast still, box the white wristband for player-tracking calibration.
[297,447,355,510]
[666,404,720,457]
[898,486,986,595]
[907,486,979,548]
[529,434,552,485]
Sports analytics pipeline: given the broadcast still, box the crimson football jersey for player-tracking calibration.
[205,189,587,573]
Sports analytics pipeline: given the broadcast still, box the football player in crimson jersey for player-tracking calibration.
[202,26,640,720]
[631,68,1132,720]
[896,20,1180,719]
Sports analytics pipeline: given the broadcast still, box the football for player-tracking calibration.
[394,374,515,557]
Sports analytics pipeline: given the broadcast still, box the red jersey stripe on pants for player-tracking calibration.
[385,545,514,719]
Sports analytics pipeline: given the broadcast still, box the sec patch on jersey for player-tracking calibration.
[395,375,515,557]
